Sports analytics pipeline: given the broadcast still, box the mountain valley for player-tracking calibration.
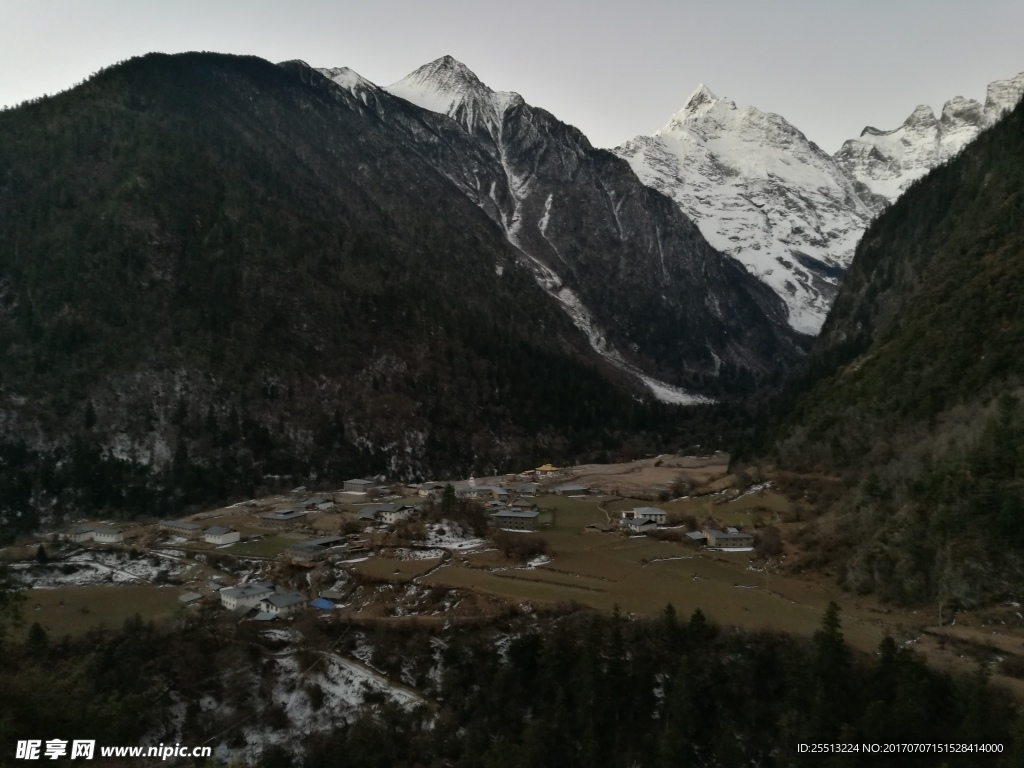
[4,44,1024,768]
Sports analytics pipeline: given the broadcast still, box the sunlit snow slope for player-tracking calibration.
[614,86,872,334]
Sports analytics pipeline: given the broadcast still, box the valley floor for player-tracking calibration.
[9,454,1024,701]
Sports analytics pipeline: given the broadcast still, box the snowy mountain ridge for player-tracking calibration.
[614,85,872,334]
[615,71,1024,334]
[316,55,1024,345]
[835,71,1024,209]
[385,55,523,141]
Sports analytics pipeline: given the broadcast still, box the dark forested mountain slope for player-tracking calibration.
[764,98,1024,604]
[0,52,807,533]
[0,53,689,532]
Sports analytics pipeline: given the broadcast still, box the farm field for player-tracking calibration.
[351,556,443,583]
[604,488,796,529]
[22,586,182,638]
[564,453,731,495]
[225,536,295,558]
[419,493,890,652]
[18,457,1024,695]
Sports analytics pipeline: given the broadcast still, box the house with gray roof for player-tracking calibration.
[380,505,417,524]
[260,592,308,617]
[64,525,95,543]
[491,508,541,531]
[704,529,754,549]
[624,507,667,525]
[621,517,657,533]
[343,478,375,493]
[259,508,308,527]
[92,527,125,544]
[220,581,275,611]
[160,519,204,539]
[416,482,446,496]
[286,536,349,564]
[456,484,507,501]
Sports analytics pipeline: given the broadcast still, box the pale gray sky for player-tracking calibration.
[2,0,1022,152]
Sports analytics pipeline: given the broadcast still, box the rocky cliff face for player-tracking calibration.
[834,72,1024,211]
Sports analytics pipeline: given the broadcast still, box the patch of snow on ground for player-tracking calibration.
[644,555,694,564]
[392,548,446,561]
[729,481,772,501]
[259,629,298,644]
[13,551,187,588]
[425,522,486,550]
[522,555,552,569]
[268,652,420,745]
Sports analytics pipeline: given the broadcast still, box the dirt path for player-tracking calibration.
[413,550,452,584]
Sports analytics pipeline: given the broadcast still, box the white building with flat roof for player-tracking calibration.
[204,526,240,545]
[64,525,95,543]
[220,581,275,611]
[92,528,124,544]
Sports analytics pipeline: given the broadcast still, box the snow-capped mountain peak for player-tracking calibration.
[661,85,740,133]
[679,83,718,116]
[385,56,522,130]
[616,86,872,334]
[904,104,937,126]
[317,66,376,95]
[309,58,802,403]
[940,95,983,126]
[394,55,488,105]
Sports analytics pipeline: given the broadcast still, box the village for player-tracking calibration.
[11,451,1024,699]
[5,453,780,625]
